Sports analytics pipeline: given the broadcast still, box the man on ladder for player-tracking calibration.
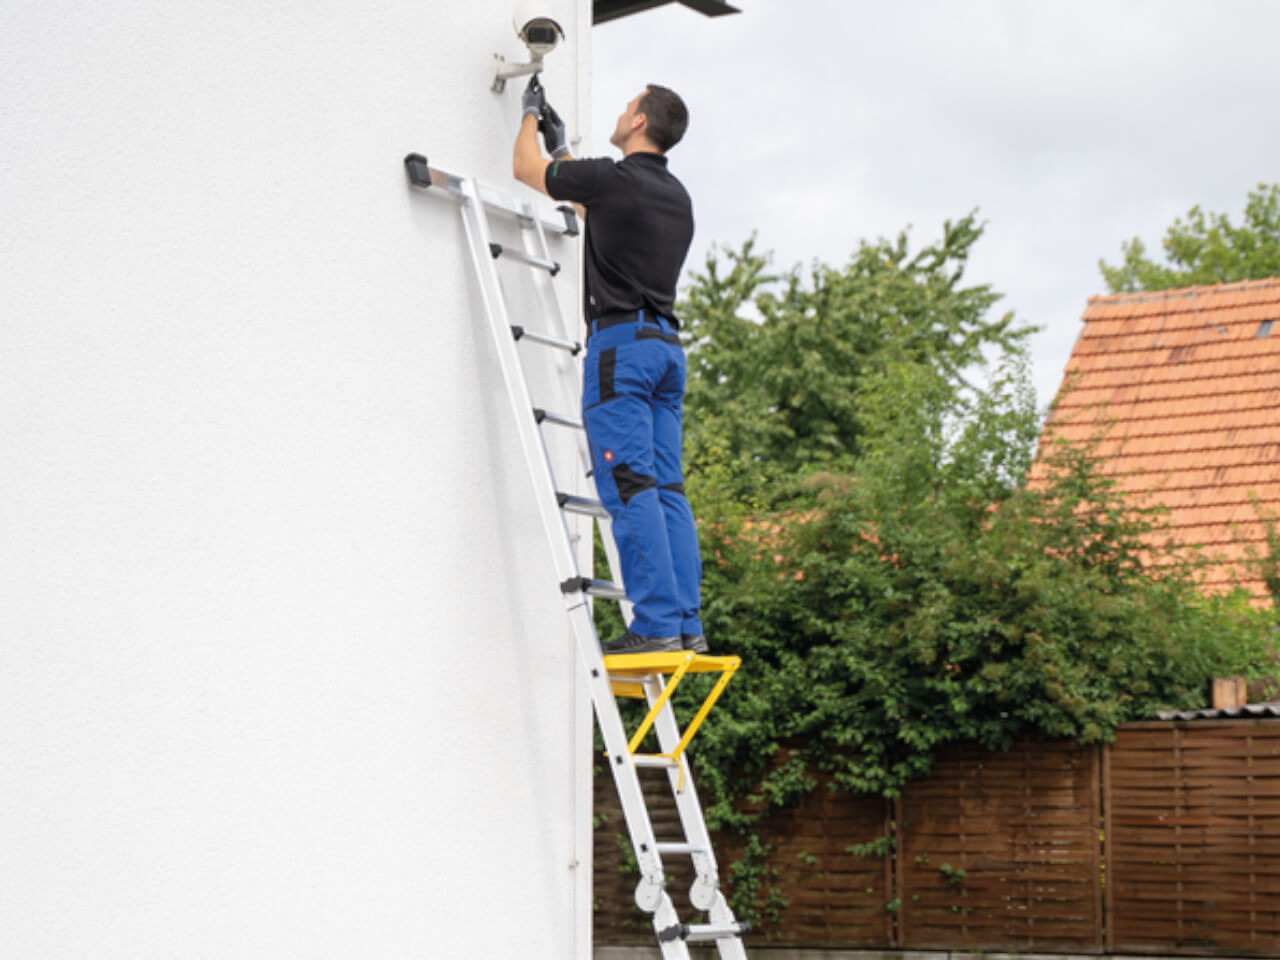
[514,78,708,658]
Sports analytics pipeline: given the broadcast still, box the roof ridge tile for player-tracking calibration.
[1086,277,1280,307]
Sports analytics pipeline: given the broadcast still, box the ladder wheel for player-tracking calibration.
[634,876,663,912]
[690,875,717,911]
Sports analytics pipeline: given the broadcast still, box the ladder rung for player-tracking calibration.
[403,154,577,236]
[557,492,609,519]
[488,242,560,276]
[533,408,585,431]
[560,576,626,600]
[655,842,705,856]
[631,755,679,769]
[659,921,751,944]
[511,326,582,355]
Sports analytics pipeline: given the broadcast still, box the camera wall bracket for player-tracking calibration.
[492,52,545,93]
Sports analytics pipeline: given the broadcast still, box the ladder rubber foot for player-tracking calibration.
[404,153,431,187]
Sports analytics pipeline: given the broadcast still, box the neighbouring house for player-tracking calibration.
[1040,277,1280,601]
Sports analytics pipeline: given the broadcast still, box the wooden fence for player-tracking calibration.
[593,719,1280,954]
[896,739,1101,950]
[1106,720,1280,954]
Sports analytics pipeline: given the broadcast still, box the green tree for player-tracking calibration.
[690,357,1274,811]
[663,225,1278,924]
[1100,183,1280,292]
[681,216,1027,491]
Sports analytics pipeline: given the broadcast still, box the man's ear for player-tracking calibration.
[632,112,648,136]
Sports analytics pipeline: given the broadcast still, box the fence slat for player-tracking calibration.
[1106,719,1280,956]
[593,720,1280,953]
[896,740,1103,953]
[592,758,893,948]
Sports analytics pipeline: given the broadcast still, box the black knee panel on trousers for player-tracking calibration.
[612,462,657,506]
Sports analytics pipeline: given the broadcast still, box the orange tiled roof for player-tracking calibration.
[1038,278,1280,600]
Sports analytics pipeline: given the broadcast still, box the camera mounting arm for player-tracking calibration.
[493,8,564,93]
[492,53,545,93]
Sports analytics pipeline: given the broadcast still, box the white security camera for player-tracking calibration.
[493,3,566,92]
[514,5,564,57]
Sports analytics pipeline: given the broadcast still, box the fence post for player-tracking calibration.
[1102,738,1114,952]
[1092,742,1104,951]
[882,797,894,946]
[893,795,905,946]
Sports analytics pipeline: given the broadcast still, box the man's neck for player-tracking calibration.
[621,138,663,159]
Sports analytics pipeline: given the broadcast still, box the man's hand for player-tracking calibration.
[514,76,575,203]
[522,75,545,119]
[539,101,570,159]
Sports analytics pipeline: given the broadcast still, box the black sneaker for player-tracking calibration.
[682,634,709,654]
[601,629,681,656]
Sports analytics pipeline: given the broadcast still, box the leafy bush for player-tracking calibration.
[654,224,1280,922]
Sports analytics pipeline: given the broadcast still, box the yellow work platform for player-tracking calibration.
[602,651,741,773]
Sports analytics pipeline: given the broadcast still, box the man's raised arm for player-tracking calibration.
[513,79,584,219]
[513,110,553,196]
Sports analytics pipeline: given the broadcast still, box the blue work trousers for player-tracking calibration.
[581,312,703,639]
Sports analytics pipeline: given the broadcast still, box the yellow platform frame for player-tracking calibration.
[602,651,741,771]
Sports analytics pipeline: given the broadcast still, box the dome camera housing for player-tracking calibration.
[516,13,563,57]
[493,3,566,91]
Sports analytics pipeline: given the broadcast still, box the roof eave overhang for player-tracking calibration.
[593,0,741,26]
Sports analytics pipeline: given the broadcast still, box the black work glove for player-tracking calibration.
[522,74,545,119]
[539,101,570,159]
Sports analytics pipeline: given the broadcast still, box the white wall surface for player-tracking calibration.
[1,1,595,956]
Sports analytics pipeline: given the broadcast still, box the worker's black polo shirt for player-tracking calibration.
[544,151,694,330]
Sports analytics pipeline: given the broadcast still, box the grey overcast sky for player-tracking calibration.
[586,0,1280,412]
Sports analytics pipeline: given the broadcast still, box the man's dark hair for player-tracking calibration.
[637,84,688,153]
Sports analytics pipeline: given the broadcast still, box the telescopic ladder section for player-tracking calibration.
[404,152,751,960]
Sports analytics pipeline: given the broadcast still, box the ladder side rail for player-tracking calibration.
[523,203,632,620]
[455,178,585,591]
[644,677,749,960]
[458,176,672,917]
[566,595,674,916]
[643,675,722,893]
[523,202,579,354]
[589,511,630,623]
[518,198,595,524]
[706,898,749,960]
[412,162,744,958]
[521,194,743,958]
[512,200,671,925]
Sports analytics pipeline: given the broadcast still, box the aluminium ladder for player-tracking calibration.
[403,152,751,959]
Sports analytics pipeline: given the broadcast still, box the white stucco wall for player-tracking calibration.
[1,2,595,956]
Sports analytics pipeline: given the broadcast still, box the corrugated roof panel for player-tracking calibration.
[1157,701,1280,720]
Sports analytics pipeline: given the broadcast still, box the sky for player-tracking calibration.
[585,0,1280,413]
